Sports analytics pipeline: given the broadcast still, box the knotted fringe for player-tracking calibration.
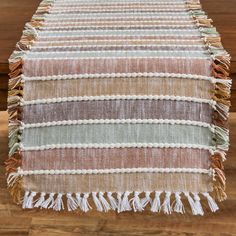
[20,190,219,215]
[187,0,231,202]
[6,0,56,204]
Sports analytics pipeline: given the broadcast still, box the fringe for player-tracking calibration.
[19,190,219,215]
[6,0,56,204]
[187,0,231,202]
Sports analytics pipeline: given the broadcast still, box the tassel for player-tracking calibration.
[34,192,46,208]
[53,193,64,211]
[67,193,78,211]
[107,192,118,210]
[214,126,229,150]
[81,193,92,212]
[22,191,30,209]
[130,191,144,212]
[150,191,161,212]
[120,191,132,212]
[162,191,172,214]
[184,192,198,215]
[7,170,20,187]
[193,193,204,215]
[41,192,55,209]
[117,192,123,213]
[99,192,111,212]
[75,192,82,209]
[213,150,227,161]
[173,192,185,214]
[141,191,152,207]
[215,102,230,121]
[92,192,103,212]
[22,191,37,209]
[202,192,219,212]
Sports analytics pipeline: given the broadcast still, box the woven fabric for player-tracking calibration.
[6,0,231,215]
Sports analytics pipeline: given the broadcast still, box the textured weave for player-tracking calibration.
[6,0,231,215]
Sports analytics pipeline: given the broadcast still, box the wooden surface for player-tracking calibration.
[0,111,236,235]
[0,0,236,111]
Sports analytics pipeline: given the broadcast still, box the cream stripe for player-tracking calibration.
[35,39,203,43]
[20,119,214,129]
[41,16,193,21]
[31,44,204,50]
[17,167,213,176]
[22,73,214,82]
[21,95,217,106]
[43,20,195,25]
[41,25,196,30]
[20,143,214,151]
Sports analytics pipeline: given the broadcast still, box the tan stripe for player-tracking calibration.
[23,172,212,193]
[23,77,213,101]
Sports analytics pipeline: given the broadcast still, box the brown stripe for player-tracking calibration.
[23,57,211,77]
[22,100,213,123]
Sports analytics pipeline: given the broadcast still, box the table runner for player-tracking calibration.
[6,0,231,215]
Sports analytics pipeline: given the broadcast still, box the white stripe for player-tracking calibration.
[20,143,214,151]
[41,25,196,30]
[22,72,213,81]
[34,39,204,44]
[40,16,193,21]
[20,119,213,129]
[31,44,205,50]
[20,95,217,106]
[51,2,187,6]
[49,9,188,14]
[43,20,195,25]
[17,167,213,176]
[21,72,217,83]
[43,12,191,19]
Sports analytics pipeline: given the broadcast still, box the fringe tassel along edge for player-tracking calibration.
[21,190,219,215]
[188,0,231,202]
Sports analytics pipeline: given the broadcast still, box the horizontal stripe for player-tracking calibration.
[41,25,196,30]
[44,12,193,19]
[22,148,211,170]
[22,75,213,101]
[26,50,208,59]
[21,123,212,147]
[20,143,214,151]
[22,100,213,124]
[21,95,216,106]
[31,45,204,50]
[41,16,194,21]
[43,20,196,25]
[17,167,213,176]
[23,173,212,193]
[21,119,214,129]
[34,39,204,44]
[22,72,214,81]
[23,54,212,77]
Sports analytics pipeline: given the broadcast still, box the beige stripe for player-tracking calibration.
[23,172,212,193]
[23,77,213,101]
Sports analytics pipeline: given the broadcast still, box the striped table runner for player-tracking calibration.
[6,0,231,215]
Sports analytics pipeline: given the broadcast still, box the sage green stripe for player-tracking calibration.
[22,123,213,147]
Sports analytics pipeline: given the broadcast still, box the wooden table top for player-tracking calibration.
[0,0,235,110]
